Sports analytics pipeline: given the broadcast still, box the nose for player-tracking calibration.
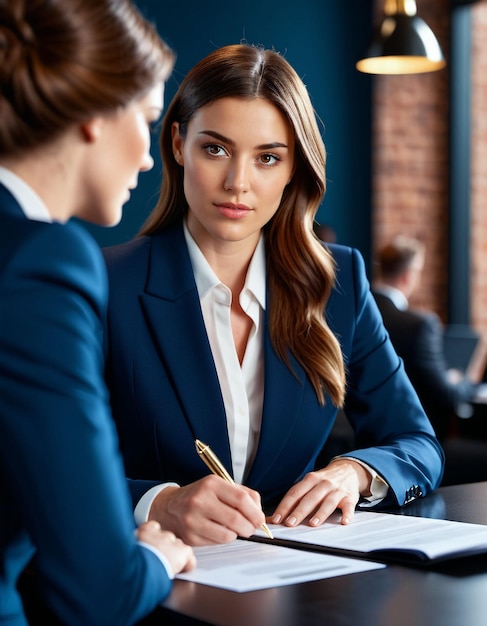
[224,158,249,193]
[140,151,154,173]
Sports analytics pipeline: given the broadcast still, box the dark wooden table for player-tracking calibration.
[149,482,487,626]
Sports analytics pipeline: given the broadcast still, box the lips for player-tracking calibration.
[216,202,252,219]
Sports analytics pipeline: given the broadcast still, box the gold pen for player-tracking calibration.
[195,438,274,540]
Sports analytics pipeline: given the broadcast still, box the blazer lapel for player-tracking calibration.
[140,223,233,468]
[246,313,307,489]
[138,222,310,482]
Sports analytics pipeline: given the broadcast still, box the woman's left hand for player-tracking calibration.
[269,458,372,527]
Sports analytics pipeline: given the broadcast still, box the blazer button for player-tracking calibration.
[405,484,423,504]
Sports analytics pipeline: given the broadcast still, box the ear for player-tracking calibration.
[171,122,184,165]
[80,118,104,143]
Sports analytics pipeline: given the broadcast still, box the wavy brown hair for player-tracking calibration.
[139,44,345,407]
[0,0,175,156]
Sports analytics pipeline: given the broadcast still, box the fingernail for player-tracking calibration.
[310,517,320,526]
[271,514,281,524]
[286,516,297,527]
[342,516,350,525]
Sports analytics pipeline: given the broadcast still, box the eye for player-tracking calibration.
[203,143,227,157]
[258,153,281,166]
[149,119,162,135]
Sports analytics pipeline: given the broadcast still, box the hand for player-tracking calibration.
[148,475,266,546]
[270,458,372,528]
[446,368,463,384]
[136,520,196,574]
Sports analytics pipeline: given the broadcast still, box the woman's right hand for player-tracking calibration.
[148,476,266,546]
[137,520,196,574]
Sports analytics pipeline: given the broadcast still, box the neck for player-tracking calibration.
[186,221,260,293]
[0,136,79,222]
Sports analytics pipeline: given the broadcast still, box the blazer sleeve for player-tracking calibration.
[328,245,445,506]
[0,221,171,625]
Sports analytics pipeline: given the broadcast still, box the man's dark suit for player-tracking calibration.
[372,291,477,441]
[0,183,171,625]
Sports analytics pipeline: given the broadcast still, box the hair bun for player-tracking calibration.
[13,16,35,46]
[0,9,36,90]
[0,0,175,158]
[0,8,35,48]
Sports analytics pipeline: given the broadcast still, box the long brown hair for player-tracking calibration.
[0,0,175,156]
[140,44,345,407]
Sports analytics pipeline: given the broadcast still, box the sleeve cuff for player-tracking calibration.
[134,482,180,526]
[138,541,175,579]
[338,456,389,503]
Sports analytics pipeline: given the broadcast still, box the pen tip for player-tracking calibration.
[263,524,274,540]
[195,439,206,454]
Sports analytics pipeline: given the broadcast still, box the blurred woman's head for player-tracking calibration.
[0,0,175,157]
[0,0,175,225]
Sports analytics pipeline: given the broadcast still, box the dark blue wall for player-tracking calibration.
[81,1,374,264]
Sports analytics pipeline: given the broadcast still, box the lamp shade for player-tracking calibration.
[356,12,446,75]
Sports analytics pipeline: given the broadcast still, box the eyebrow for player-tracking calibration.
[198,129,289,150]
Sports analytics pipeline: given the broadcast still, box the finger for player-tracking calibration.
[308,494,358,527]
[241,484,265,508]
[286,489,341,527]
[270,473,324,524]
[270,485,311,524]
[218,485,266,530]
[216,500,264,537]
[179,516,239,546]
[177,503,256,546]
[338,498,357,525]
[164,531,177,542]
[164,477,264,544]
[182,549,197,572]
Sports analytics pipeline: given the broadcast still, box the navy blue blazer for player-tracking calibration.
[103,221,444,513]
[0,184,172,625]
[372,291,477,440]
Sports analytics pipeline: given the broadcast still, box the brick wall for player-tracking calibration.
[371,0,451,320]
[372,0,487,348]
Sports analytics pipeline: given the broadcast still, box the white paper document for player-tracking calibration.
[176,537,385,592]
[256,510,487,562]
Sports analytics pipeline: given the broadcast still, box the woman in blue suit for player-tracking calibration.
[103,44,444,548]
[0,2,195,624]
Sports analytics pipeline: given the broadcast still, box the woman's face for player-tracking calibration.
[172,96,295,252]
[77,84,164,226]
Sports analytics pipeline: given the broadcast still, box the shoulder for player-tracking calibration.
[102,222,188,292]
[4,219,106,298]
[103,235,152,266]
[326,243,370,303]
[1,221,108,362]
[324,243,377,339]
[102,235,160,298]
[102,235,153,286]
[326,242,367,281]
[326,242,360,265]
[56,221,105,275]
[371,290,393,308]
[385,308,440,345]
[103,222,184,271]
[408,307,442,334]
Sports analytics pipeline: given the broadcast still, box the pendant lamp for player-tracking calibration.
[356,0,446,75]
